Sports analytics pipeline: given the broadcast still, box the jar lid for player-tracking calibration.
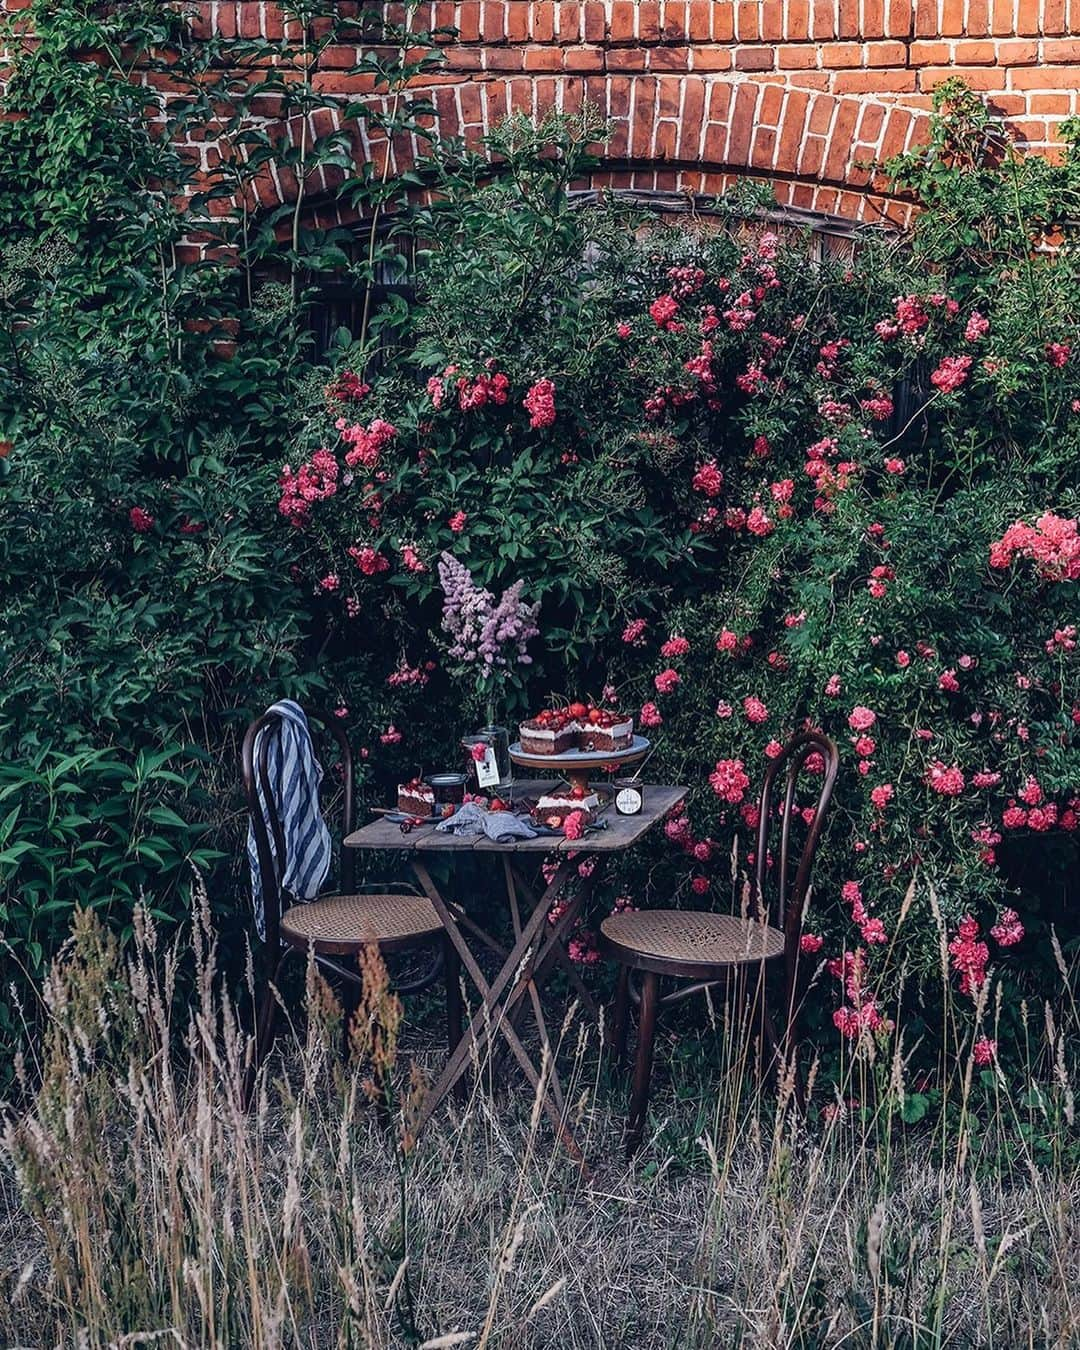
[429,772,468,786]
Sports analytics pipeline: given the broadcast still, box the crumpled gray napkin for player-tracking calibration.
[435,801,538,841]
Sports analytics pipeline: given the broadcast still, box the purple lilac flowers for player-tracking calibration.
[437,552,539,685]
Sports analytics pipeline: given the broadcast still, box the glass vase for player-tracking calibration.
[478,723,512,788]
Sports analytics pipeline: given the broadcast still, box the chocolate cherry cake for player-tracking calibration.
[519,701,634,756]
[532,784,601,829]
[397,777,435,816]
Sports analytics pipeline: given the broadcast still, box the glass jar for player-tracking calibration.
[478,723,512,788]
[613,777,645,816]
[429,772,467,807]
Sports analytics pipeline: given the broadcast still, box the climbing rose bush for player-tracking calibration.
[268,109,1080,1073]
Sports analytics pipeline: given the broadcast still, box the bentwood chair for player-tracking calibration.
[600,731,839,1155]
[241,708,462,1105]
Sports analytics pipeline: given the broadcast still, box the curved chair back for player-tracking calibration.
[750,731,839,982]
[241,707,355,950]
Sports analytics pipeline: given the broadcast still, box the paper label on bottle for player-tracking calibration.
[475,745,500,788]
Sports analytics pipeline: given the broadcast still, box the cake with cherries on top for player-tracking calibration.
[397,777,435,816]
[518,701,634,756]
[532,784,601,829]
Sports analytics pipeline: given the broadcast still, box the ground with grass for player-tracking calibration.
[2,897,1077,1349]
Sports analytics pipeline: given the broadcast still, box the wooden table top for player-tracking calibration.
[343,780,688,855]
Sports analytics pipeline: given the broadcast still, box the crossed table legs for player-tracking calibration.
[409,852,605,1162]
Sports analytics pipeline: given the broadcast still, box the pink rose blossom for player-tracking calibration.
[710,758,751,805]
[563,810,587,841]
[692,461,723,497]
[870,783,894,811]
[649,294,680,329]
[930,354,973,393]
[716,628,739,652]
[1019,775,1043,806]
[861,918,887,944]
[989,512,1080,582]
[990,907,1024,946]
[523,378,557,429]
[964,312,990,341]
[1045,341,1071,368]
[348,545,390,577]
[948,915,989,997]
[746,505,774,537]
[927,761,965,796]
[654,668,680,695]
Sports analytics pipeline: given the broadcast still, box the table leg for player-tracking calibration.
[503,858,565,1114]
[492,856,607,1085]
[409,856,587,1161]
[509,860,606,1029]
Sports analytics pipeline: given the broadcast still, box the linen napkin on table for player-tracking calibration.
[435,801,538,842]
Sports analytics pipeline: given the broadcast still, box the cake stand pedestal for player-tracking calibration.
[508,737,651,798]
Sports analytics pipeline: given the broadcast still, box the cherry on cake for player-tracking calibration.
[397,777,435,816]
[533,784,600,829]
[519,701,634,755]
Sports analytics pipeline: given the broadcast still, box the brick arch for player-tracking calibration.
[247,75,928,235]
[166,0,1079,253]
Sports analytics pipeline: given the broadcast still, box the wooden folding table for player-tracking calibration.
[344,780,687,1160]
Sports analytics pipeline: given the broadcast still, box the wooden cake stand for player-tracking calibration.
[508,736,651,797]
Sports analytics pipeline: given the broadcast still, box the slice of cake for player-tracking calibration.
[397,777,435,816]
[533,786,600,829]
[519,702,634,755]
[519,707,579,755]
[577,708,634,753]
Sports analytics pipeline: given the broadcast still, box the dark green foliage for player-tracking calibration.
[0,0,1077,1095]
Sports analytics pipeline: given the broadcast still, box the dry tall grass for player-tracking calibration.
[2,887,1078,1349]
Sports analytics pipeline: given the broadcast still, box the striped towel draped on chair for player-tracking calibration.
[246,699,333,940]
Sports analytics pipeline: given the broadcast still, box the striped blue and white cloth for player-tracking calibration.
[247,699,333,940]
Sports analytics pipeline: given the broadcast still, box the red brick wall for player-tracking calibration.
[16,2,1080,230]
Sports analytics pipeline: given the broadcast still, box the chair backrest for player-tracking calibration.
[750,731,839,966]
[241,706,355,949]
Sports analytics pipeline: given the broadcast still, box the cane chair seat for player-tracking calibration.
[280,892,443,957]
[600,909,785,979]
